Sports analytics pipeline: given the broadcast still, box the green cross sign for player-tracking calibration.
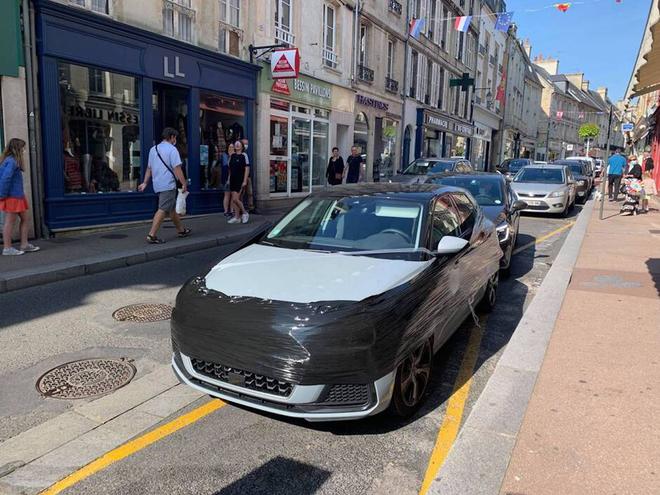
[449,73,475,92]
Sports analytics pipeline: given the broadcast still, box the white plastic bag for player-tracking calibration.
[175,188,189,216]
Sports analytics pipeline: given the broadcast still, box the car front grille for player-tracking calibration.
[321,384,370,405]
[526,204,550,211]
[518,193,546,198]
[190,358,293,397]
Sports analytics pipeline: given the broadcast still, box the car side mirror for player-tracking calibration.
[512,200,528,211]
[505,175,513,182]
[436,236,469,256]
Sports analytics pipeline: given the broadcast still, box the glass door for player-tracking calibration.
[269,110,289,193]
[312,121,329,187]
[152,83,190,177]
[291,117,311,194]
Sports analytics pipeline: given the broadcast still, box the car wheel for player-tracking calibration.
[560,202,569,218]
[500,242,513,278]
[479,272,499,312]
[389,338,433,418]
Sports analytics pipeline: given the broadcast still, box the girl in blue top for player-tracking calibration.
[0,138,40,255]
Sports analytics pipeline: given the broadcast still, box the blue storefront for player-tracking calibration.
[36,1,259,230]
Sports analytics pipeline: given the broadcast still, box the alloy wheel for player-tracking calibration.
[399,340,433,408]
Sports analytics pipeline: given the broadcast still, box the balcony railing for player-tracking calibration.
[358,64,374,83]
[385,77,399,93]
[322,48,337,68]
[275,23,295,46]
[388,0,402,15]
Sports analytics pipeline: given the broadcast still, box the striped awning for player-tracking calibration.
[627,1,660,98]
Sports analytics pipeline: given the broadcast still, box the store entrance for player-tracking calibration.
[152,83,189,174]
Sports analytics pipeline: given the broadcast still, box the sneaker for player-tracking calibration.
[241,212,249,224]
[2,247,24,256]
[227,217,240,224]
[20,243,40,253]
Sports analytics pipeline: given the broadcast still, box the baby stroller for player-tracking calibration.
[619,178,642,216]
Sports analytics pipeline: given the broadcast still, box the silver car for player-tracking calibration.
[510,164,577,216]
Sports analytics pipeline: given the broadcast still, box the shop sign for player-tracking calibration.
[356,94,389,111]
[163,55,185,79]
[426,114,449,130]
[293,78,331,99]
[453,122,473,136]
[424,112,473,137]
[271,48,300,79]
[272,79,291,95]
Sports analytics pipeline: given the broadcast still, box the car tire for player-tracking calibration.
[478,272,499,313]
[389,338,433,418]
[560,202,570,218]
[500,242,513,278]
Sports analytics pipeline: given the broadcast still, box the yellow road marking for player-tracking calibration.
[419,220,574,494]
[39,399,225,495]
[419,321,484,495]
[512,221,575,255]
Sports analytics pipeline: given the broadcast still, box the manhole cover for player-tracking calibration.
[36,358,136,399]
[100,233,128,239]
[112,303,173,322]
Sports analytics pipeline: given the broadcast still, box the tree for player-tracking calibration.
[578,123,600,155]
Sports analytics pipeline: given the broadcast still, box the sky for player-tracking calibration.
[505,0,652,102]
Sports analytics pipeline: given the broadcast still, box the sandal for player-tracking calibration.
[146,235,165,244]
[177,228,192,238]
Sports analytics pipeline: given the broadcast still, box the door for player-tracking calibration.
[152,83,190,177]
[269,111,289,193]
[291,117,311,193]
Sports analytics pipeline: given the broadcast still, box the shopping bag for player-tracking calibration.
[175,188,189,216]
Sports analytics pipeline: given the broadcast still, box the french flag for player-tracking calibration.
[454,15,472,32]
[409,18,425,38]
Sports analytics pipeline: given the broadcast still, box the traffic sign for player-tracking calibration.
[621,122,634,132]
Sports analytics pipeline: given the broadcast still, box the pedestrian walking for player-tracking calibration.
[607,150,627,201]
[0,138,40,256]
[325,147,344,185]
[345,146,364,184]
[227,140,249,224]
[240,137,255,212]
[222,142,234,219]
[138,127,191,244]
[643,152,655,179]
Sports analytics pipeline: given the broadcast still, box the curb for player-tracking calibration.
[428,199,595,495]
[0,222,271,294]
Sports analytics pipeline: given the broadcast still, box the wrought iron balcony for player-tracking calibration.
[388,0,402,15]
[322,48,337,68]
[385,77,399,93]
[274,23,295,46]
[358,64,374,83]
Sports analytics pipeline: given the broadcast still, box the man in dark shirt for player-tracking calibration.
[345,146,364,184]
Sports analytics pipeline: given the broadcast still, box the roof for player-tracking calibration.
[311,183,446,200]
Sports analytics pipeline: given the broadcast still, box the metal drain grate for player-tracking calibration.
[36,358,136,399]
[112,304,173,322]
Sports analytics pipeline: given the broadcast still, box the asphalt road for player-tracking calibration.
[0,206,582,495]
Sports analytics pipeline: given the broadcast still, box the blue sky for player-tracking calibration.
[506,0,651,101]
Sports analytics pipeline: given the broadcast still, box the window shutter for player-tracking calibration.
[419,54,426,101]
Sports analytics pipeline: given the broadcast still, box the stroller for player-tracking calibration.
[619,178,643,216]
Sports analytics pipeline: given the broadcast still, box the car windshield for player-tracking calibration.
[264,196,425,257]
[403,159,455,175]
[514,168,565,184]
[508,159,529,173]
[568,164,583,175]
[430,177,504,206]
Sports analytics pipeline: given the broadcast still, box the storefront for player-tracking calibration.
[471,124,492,171]
[415,109,474,160]
[36,1,259,230]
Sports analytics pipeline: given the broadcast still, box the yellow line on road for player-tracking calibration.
[39,399,225,495]
[512,221,575,255]
[418,321,485,495]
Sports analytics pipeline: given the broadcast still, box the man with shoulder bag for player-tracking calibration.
[139,127,191,244]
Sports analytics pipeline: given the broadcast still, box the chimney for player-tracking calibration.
[582,80,590,92]
[565,73,584,90]
[535,56,559,76]
[523,39,532,57]
[597,87,608,100]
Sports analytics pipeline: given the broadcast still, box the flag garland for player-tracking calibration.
[454,15,472,32]
[495,12,514,32]
[555,3,571,12]
[409,18,425,38]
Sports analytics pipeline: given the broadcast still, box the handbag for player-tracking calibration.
[332,160,343,181]
[155,145,183,189]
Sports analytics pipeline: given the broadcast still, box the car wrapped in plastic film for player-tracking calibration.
[171,184,502,421]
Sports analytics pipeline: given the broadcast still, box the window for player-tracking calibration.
[437,67,445,109]
[431,196,461,247]
[425,60,433,105]
[450,193,477,234]
[457,31,465,61]
[323,4,337,68]
[274,0,294,45]
[219,0,240,54]
[164,0,195,43]
[441,6,449,49]
[58,62,140,195]
[88,68,106,94]
[429,0,437,42]
[453,86,460,115]
[220,0,239,26]
[359,24,368,66]
[410,50,419,98]
[69,0,109,14]
[387,40,394,79]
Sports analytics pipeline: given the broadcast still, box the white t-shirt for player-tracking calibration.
[148,141,182,193]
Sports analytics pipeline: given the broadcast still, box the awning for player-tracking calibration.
[627,1,660,98]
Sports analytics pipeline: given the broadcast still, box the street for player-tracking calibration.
[0,210,579,495]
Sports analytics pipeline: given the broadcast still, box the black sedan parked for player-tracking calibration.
[426,172,526,273]
[389,157,474,184]
[552,160,592,203]
[171,184,501,421]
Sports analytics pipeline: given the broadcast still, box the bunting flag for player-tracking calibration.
[409,18,426,38]
[454,15,472,32]
[495,12,514,32]
[555,3,571,12]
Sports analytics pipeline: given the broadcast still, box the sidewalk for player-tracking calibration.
[500,200,660,494]
[0,213,275,294]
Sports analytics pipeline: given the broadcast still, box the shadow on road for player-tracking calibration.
[647,258,660,297]
[213,456,331,495]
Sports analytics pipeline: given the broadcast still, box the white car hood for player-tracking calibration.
[204,244,432,304]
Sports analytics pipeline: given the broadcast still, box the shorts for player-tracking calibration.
[157,189,177,212]
[229,179,243,193]
[0,197,28,213]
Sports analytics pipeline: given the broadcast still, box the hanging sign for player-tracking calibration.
[621,122,634,132]
[271,48,300,79]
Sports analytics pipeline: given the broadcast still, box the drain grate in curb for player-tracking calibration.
[112,303,173,322]
[36,358,136,399]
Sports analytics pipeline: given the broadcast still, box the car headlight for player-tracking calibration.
[577,180,586,186]
[548,190,565,198]
[496,222,510,243]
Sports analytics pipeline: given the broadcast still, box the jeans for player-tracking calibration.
[607,174,622,200]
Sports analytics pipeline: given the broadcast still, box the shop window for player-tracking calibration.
[199,92,246,189]
[379,119,398,179]
[164,0,195,43]
[274,0,294,46]
[353,112,369,163]
[311,121,329,187]
[58,62,140,195]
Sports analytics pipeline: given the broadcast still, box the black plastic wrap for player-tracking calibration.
[172,218,502,386]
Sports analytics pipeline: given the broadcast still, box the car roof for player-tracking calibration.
[522,164,567,169]
[310,183,457,200]
[412,157,462,162]
[427,171,504,180]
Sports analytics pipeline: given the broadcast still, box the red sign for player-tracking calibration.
[271,79,291,95]
[271,48,300,79]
